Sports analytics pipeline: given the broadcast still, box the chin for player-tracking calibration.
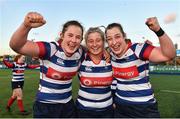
[112,50,121,56]
[66,50,75,56]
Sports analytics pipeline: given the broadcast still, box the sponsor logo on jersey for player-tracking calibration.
[113,65,139,79]
[83,79,92,86]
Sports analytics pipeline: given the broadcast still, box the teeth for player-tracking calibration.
[68,44,76,49]
[113,46,119,51]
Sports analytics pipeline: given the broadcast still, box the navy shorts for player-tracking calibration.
[33,99,76,118]
[77,107,114,118]
[11,81,24,90]
[114,102,160,118]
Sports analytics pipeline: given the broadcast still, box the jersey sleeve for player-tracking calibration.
[135,43,155,60]
[27,64,40,69]
[36,41,57,60]
[3,59,14,68]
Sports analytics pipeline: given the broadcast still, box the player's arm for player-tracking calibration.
[3,56,14,68]
[27,64,40,69]
[9,12,46,58]
[104,48,111,63]
[145,17,176,62]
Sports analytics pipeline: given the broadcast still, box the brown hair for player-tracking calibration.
[61,20,84,40]
[14,54,22,62]
[105,23,131,43]
[105,23,126,38]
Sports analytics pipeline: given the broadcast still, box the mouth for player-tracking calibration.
[91,47,101,52]
[112,45,120,51]
[68,43,76,50]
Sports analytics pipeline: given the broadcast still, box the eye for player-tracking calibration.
[76,35,81,40]
[107,37,112,42]
[87,39,93,43]
[96,38,101,42]
[68,34,73,38]
[115,35,121,39]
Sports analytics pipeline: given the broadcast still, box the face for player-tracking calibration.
[61,25,82,56]
[86,32,104,56]
[106,27,127,57]
[18,56,25,63]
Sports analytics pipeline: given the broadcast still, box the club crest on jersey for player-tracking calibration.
[57,58,64,65]
[85,66,92,72]
[104,66,108,70]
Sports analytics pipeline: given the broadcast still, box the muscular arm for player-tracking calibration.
[9,12,46,58]
[9,24,39,57]
[145,17,176,62]
[149,33,176,62]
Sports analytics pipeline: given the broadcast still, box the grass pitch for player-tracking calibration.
[0,69,179,118]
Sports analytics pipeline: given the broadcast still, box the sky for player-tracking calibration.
[0,0,180,55]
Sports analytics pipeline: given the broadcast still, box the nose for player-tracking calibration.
[112,38,116,45]
[71,37,77,43]
[93,41,97,47]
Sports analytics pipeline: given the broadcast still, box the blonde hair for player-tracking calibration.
[85,27,105,44]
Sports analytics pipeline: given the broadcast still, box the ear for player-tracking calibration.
[59,32,63,38]
[59,32,64,42]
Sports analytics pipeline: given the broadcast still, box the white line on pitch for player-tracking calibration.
[160,90,180,94]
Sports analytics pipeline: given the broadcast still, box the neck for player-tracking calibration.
[17,62,24,64]
[89,52,103,64]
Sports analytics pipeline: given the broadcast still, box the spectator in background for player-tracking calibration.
[3,55,39,115]
[105,17,176,118]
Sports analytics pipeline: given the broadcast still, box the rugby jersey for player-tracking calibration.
[3,60,39,82]
[111,42,155,105]
[76,52,113,111]
[36,41,84,104]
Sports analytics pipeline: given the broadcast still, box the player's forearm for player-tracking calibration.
[9,23,31,53]
[158,33,176,59]
[28,64,40,69]
[3,60,14,68]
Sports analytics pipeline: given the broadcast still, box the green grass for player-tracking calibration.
[150,74,180,118]
[0,69,180,118]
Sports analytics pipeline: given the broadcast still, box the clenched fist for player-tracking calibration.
[24,12,46,28]
[145,17,161,32]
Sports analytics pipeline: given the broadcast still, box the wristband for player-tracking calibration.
[155,28,165,37]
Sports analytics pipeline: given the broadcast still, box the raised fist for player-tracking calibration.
[145,17,161,32]
[24,12,46,28]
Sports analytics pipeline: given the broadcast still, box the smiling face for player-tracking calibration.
[61,25,82,57]
[106,27,127,57]
[86,32,104,56]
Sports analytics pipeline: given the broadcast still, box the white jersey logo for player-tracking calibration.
[57,58,64,65]
[85,66,92,72]
[83,79,92,86]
